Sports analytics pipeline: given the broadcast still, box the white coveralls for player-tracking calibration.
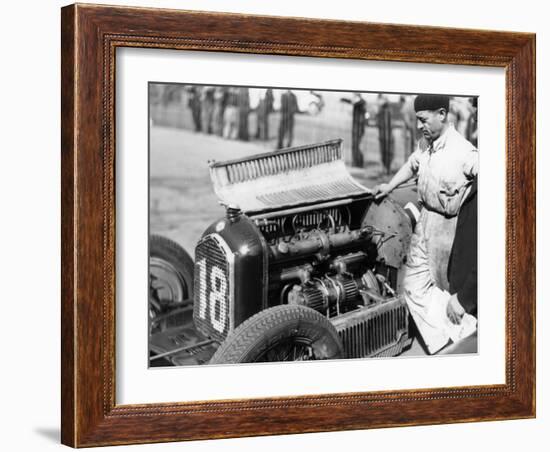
[403,125,478,354]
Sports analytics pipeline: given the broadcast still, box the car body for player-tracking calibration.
[150,139,414,365]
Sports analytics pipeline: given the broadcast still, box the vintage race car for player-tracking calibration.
[149,139,414,365]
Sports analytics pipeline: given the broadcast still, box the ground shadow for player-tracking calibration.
[34,427,60,443]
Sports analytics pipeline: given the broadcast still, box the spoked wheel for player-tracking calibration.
[255,337,316,363]
[149,235,194,334]
[210,305,344,364]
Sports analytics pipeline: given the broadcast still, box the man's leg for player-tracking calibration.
[403,211,452,354]
[277,115,285,149]
[287,117,294,148]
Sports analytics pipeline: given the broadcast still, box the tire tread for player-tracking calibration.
[210,305,342,364]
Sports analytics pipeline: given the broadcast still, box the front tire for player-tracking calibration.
[210,305,343,364]
[149,235,194,334]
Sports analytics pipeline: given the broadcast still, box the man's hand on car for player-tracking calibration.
[373,183,393,200]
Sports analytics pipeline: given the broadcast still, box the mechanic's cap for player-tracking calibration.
[414,94,450,112]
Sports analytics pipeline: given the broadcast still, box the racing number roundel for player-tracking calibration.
[197,258,228,333]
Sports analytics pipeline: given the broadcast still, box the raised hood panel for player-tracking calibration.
[209,139,371,215]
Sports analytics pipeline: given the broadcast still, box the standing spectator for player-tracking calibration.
[449,96,474,138]
[187,86,202,132]
[340,93,367,168]
[447,177,478,322]
[466,97,478,147]
[277,90,298,149]
[237,87,250,141]
[212,87,227,137]
[255,88,274,141]
[223,88,239,140]
[200,86,215,134]
[399,95,417,159]
[377,95,394,174]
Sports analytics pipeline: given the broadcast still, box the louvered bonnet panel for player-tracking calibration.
[209,139,371,214]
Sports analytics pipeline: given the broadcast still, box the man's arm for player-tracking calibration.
[374,161,416,199]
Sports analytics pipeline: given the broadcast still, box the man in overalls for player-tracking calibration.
[374,94,478,354]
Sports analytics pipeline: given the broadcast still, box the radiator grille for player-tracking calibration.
[193,235,233,342]
[333,298,409,358]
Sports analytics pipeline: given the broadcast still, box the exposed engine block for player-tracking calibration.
[194,139,412,359]
[257,209,409,359]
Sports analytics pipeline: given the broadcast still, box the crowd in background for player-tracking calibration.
[149,84,478,173]
[183,86,303,150]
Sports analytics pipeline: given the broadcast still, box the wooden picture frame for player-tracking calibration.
[61,3,535,447]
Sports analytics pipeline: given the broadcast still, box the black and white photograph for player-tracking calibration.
[2,0,544,449]
[148,83,479,367]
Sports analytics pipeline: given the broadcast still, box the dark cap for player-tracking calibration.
[414,94,450,112]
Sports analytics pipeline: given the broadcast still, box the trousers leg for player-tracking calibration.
[403,210,453,354]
